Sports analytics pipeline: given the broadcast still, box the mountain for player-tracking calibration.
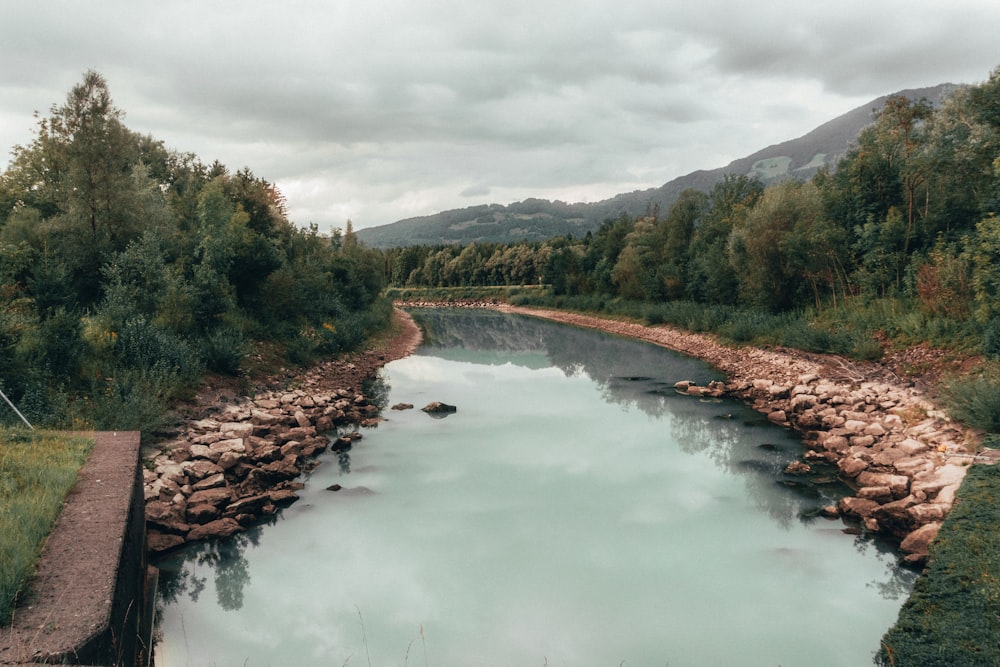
[356,83,959,249]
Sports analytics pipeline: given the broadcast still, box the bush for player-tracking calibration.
[81,365,179,435]
[201,326,248,376]
[940,371,1000,433]
[983,318,1000,359]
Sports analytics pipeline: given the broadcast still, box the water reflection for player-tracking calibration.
[412,308,855,531]
[157,525,264,612]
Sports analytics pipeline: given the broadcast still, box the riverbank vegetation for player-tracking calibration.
[876,463,1000,666]
[383,68,1000,437]
[0,428,92,624]
[0,71,390,436]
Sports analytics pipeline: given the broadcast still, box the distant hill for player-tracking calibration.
[356,83,959,249]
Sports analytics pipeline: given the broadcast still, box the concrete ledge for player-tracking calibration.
[0,431,150,666]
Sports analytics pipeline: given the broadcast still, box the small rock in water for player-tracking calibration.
[784,461,812,475]
[392,403,415,410]
[422,401,457,415]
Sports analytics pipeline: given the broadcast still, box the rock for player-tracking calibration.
[857,472,909,499]
[857,486,894,503]
[820,505,840,518]
[907,503,949,523]
[192,473,227,491]
[219,422,254,438]
[186,503,221,524]
[261,455,301,480]
[674,381,693,392]
[268,489,299,505]
[147,531,187,554]
[849,434,877,448]
[784,461,811,474]
[872,496,921,537]
[822,435,850,453]
[183,459,224,480]
[187,518,243,542]
[767,410,787,423]
[790,392,816,411]
[422,401,457,415]
[768,385,790,399]
[279,426,317,443]
[838,496,879,518]
[899,522,942,559]
[910,464,967,505]
[224,494,271,518]
[187,486,233,507]
[146,500,187,532]
[210,438,246,455]
[293,410,312,428]
[864,422,888,437]
[837,456,869,478]
[188,444,220,462]
[217,450,243,470]
[842,419,869,434]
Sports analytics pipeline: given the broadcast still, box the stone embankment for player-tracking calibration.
[676,375,977,563]
[144,380,377,554]
[144,309,424,554]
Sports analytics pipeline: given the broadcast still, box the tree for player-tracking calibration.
[686,175,762,304]
[728,181,823,311]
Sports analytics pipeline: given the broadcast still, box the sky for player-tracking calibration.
[1,1,999,233]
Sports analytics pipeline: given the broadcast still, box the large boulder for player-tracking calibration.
[899,522,942,562]
[187,518,243,542]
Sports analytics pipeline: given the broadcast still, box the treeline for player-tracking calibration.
[0,72,388,433]
[383,69,1000,358]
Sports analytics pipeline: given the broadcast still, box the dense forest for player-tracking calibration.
[384,70,1000,368]
[0,72,389,434]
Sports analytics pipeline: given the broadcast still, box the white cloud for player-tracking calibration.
[1,0,998,231]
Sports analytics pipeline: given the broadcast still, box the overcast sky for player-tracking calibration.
[2,1,999,232]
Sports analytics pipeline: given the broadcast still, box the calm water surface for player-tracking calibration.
[154,309,914,666]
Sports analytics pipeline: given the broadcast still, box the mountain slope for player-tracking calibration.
[357,83,958,249]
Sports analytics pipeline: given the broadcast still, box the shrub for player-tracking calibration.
[940,372,1000,434]
[201,326,248,376]
[82,365,178,435]
[983,318,1000,359]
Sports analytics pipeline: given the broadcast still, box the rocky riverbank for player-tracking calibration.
[143,309,423,554]
[402,300,994,563]
[146,300,992,564]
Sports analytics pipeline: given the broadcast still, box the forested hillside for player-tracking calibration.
[384,69,1000,397]
[0,72,389,434]
[357,84,957,249]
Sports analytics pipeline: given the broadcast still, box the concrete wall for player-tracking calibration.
[0,431,153,667]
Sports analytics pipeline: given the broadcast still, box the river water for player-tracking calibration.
[153,308,913,666]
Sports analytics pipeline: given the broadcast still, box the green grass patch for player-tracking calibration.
[0,428,92,625]
[876,463,1000,666]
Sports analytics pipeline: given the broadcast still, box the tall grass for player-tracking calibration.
[876,463,1000,666]
[0,428,92,624]
[940,367,1000,435]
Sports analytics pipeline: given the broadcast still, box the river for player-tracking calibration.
[153,308,913,666]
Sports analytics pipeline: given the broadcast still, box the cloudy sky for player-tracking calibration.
[2,1,999,232]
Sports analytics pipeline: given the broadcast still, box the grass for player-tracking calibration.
[0,428,92,625]
[876,463,1000,666]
